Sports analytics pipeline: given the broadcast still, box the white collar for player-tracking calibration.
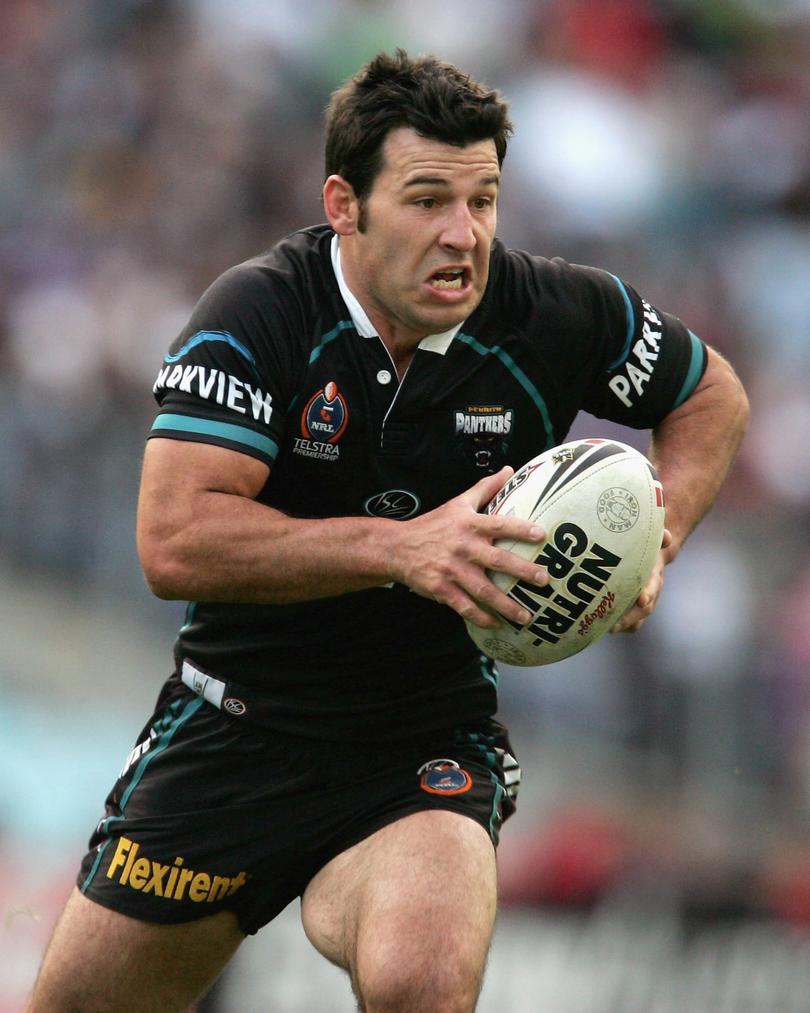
[330,233,461,356]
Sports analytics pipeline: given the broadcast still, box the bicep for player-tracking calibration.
[137,438,271,558]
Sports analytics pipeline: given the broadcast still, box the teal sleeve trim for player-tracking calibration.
[606,274,636,371]
[672,331,707,409]
[151,413,279,460]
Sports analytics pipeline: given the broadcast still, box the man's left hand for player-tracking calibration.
[610,528,672,634]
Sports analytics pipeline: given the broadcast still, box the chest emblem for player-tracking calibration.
[454,404,513,471]
[364,489,421,519]
[293,381,348,462]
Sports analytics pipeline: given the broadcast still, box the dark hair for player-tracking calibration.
[324,49,512,200]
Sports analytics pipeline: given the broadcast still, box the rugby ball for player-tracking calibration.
[466,439,665,666]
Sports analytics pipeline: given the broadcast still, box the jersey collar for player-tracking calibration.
[330,234,461,356]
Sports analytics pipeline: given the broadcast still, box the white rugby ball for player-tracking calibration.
[466,439,665,666]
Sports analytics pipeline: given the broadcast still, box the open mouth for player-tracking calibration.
[429,267,469,291]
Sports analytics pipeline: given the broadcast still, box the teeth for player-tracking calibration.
[431,270,464,289]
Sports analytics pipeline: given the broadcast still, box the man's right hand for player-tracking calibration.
[388,466,549,630]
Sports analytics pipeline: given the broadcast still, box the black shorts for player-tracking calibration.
[78,674,520,935]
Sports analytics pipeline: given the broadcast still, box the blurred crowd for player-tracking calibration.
[3,0,810,957]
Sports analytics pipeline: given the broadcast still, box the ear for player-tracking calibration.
[323,175,361,235]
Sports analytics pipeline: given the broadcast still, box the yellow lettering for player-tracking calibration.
[165,857,184,897]
[121,840,140,886]
[129,857,151,890]
[145,862,169,896]
[174,867,194,900]
[108,841,241,905]
[207,876,231,902]
[106,837,132,880]
[228,871,248,895]
[189,873,211,903]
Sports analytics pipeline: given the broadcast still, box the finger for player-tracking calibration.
[482,545,549,588]
[610,588,654,633]
[437,585,518,631]
[483,511,546,545]
[461,466,514,512]
[458,570,537,628]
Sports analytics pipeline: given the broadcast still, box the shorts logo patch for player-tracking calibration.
[223,697,246,716]
[418,758,473,796]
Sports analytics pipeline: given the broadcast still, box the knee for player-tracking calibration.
[354,954,483,1013]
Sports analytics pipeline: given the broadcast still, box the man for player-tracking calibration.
[29,50,748,1012]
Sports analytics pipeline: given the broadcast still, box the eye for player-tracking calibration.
[472,196,494,210]
[415,197,439,209]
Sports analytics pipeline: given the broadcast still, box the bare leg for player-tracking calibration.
[27,888,244,1013]
[301,810,497,1013]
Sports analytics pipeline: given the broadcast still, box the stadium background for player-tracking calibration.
[2,0,810,1009]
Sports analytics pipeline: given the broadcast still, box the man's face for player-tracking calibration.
[342,127,500,343]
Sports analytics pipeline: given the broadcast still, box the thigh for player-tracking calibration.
[27,888,243,1013]
[301,809,497,1001]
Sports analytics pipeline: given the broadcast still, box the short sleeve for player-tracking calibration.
[577,269,708,429]
[148,263,297,467]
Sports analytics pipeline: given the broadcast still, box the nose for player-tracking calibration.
[439,203,476,252]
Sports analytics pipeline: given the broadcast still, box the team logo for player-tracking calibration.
[364,489,420,519]
[293,380,348,462]
[597,487,640,532]
[418,759,473,796]
[454,405,513,471]
[223,697,246,716]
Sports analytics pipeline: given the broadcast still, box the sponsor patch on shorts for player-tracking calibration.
[417,758,473,796]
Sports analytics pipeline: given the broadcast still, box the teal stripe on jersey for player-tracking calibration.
[80,695,204,893]
[286,320,355,415]
[480,655,499,689]
[606,274,636,371]
[180,601,197,634]
[164,330,256,368]
[456,332,555,449]
[673,331,706,408]
[308,319,355,365]
[152,413,279,460]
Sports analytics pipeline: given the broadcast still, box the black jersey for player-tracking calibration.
[149,224,706,740]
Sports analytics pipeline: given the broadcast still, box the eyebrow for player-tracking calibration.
[403,174,500,188]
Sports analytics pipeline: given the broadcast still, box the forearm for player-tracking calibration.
[141,492,400,603]
[649,347,749,562]
[139,445,549,629]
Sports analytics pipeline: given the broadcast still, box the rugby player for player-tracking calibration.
[28,50,748,1012]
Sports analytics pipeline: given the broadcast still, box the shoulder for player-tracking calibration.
[491,241,622,306]
[200,225,338,312]
[483,241,629,334]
